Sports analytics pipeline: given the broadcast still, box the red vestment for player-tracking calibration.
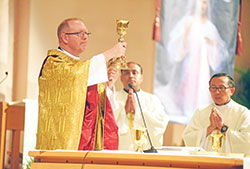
[78,84,119,150]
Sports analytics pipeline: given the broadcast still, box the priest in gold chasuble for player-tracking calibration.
[37,49,90,150]
[36,18,126,150]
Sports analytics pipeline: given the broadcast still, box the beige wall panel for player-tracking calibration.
[12,0,30,101]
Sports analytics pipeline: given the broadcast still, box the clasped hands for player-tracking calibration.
[207,107,224,136]
[125,88,136,115]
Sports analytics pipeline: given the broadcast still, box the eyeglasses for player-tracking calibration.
[65,32,91,37]
[209,86,232,92]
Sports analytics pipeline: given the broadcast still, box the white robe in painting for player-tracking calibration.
[166,15,229,122]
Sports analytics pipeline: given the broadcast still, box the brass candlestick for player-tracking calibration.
[210,130,224,152]
[108,20,129,69]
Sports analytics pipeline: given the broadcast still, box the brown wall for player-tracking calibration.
[12,0,30,101]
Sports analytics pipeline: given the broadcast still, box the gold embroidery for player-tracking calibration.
[36,49,90,150]
[94,83,106,150]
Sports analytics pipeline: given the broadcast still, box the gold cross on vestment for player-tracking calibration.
[127,112,134,130]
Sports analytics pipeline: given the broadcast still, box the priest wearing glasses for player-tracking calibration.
[36,18,126,151]
[183,73,250,154]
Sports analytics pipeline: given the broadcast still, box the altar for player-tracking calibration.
[28,149,245,169]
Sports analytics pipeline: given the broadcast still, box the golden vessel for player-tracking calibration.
[108,20,129,69]
[210,130,224,152]
[134,128,145,153]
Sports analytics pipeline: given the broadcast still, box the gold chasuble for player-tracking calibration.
[36,49,90,150]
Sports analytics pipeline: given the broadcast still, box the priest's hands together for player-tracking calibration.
[207,107,224,136]
[125,88,136,114]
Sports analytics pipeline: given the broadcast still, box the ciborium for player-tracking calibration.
[210,130,224,152]
[134,128,145,153]
[108,20,129,69]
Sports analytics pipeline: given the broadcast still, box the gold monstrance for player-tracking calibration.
[108,20,129,69]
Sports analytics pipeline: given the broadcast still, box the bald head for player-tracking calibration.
[57,18,89,56]
[57,18,84,42]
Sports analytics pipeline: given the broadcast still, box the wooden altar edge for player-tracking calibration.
[28,150,243,169]
[189,150,245,158]
[30,163,191,169]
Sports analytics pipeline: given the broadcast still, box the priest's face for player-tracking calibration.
[121,62,143,91]
[62,20,89,56]
[209,76,235,105]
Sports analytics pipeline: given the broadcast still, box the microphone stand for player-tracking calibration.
[128,84,157,153]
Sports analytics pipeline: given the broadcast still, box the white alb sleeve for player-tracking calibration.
[87,54,108,86]
[106,85,118,110]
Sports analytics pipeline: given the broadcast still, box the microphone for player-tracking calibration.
[0,72,8,85]
[128,83,157,153]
